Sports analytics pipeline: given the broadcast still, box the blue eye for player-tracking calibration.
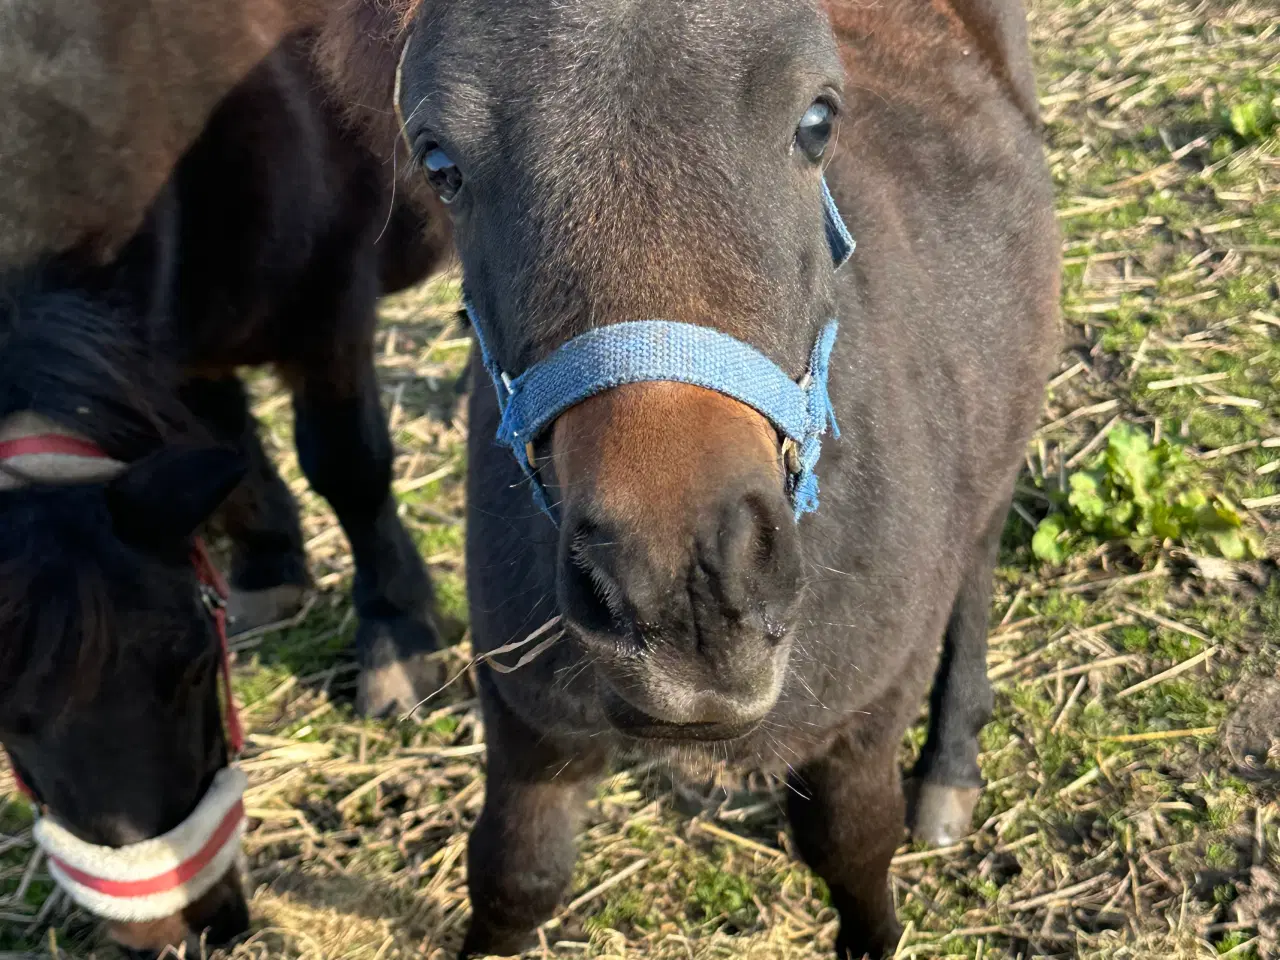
[795,101,834,163]
[417,139,463,203]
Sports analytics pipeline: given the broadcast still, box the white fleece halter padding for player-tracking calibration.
[0,412,125,491]
[33,767,248,922]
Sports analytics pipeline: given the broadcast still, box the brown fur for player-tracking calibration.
[825,0,1040,125]
[0,0,329,268]
[553,384,779,575]
[107,915,192,951]
[107,869,247,952]
[0,0,1039,275]
[312,0,422,202]
[317,0,1039,171]
[0,37,447,952]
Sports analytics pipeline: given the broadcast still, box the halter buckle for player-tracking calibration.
[781,437,802,475]
[200,582,227,616]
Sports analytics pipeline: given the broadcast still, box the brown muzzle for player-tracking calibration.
[550,381,802,740]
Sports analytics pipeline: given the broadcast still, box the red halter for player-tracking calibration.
[0,434,244,803]
[190,537,245,756]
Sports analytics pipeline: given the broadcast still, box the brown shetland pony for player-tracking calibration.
[315,0,1060,956]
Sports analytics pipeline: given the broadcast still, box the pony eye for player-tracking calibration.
[418,141,463,203]
[794,101,834,163]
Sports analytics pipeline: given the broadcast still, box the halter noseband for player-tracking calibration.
[0,431,246,922]
[462,179,855,523]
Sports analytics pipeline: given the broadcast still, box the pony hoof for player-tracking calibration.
[355,619,444,718]
[226,584,308,635]
[459,924,535,959]
[357,660,437,719]
[836,916,902,960]
[907,781,981,847]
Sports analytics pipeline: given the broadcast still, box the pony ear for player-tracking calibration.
[106,445,246,547]
[313,0,412,154]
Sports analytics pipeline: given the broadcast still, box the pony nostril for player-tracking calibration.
[560,519,628,637]
[743,493,781,572]
[718,490,790,589]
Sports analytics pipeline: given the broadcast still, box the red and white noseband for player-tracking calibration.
[0,416,247,921]
[33,768,248,922]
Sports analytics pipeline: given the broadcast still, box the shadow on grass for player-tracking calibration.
[242,868,462,959]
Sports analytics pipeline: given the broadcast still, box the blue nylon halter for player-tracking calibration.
[465,178,855,523]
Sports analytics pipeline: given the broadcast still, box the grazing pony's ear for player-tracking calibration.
[313,0,416,158]
[106,446,246,548]
[311,0,453,240]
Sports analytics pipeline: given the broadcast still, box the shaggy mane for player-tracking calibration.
[0,275,196,721]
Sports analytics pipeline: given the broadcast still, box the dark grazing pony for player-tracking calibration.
[0,35,448,955]
[318,0,1060,956]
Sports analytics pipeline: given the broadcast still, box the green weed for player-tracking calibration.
[690,868,759,929]
[1215,84,1278,143]
[1032,423,1263,563]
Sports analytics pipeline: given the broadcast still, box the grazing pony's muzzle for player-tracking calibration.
[463,181,855,737]
[110,866,250,959]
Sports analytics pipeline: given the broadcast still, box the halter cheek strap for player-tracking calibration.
[464,178,855,522]
[192,538,244,756]
[0,431,246,920]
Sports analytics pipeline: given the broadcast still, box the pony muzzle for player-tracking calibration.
[551,382,801,733]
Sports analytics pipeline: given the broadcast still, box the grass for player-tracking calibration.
[2,0,1279,957]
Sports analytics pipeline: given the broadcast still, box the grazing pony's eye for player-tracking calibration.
[794,100,835,163]
[416,137,463,203]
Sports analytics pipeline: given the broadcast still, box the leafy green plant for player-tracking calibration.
[1216,84,1278,143]
[690,868,758,928]
[1032,424,1263,564]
